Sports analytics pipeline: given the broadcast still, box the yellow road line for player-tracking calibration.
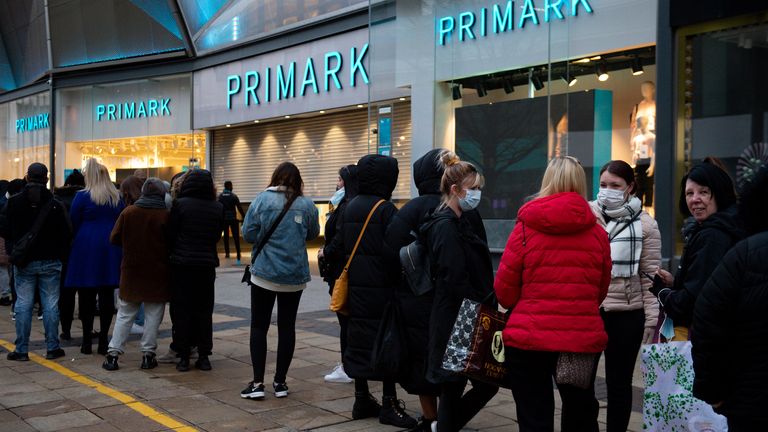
[0,339,197,431]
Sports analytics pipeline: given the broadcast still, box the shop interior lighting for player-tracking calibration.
[530,74,544,91]
[399,97,406,101]
[452,84,462,100]
[319,110,326,114]
[631,58,644,75]
[596,63,609,81]
[574,58,591,64]
[590,56,602,61]
[476,81,488,97]
[560,74,577,87]
[285,115,291,118]
[253,120,259,123]
[357,104,364,108]
[225,124,231,127]
[502,77,515,94]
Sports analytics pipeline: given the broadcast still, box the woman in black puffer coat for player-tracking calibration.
[339,154,416,429]
[168,169,224,372]
[384,148,487,431]
[692,165,768,432]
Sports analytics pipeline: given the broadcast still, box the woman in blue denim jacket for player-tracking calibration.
[240,162,320,400]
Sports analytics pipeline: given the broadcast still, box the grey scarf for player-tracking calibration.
[134,195,167,209]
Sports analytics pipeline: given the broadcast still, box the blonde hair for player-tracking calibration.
[538,156,587,199]
[83,158,120,207]
[438,150,484,208]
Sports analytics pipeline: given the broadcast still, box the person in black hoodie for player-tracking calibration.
[421,151,498,432]
[320,164,359,384]
[691,164,768,431]
[337,154,417,429]
[218,181,246,264]
[54,169,85,341]
[0,163,72,361]
[384,148,488,431]
[168,169,224,372]
[654,161,746,339]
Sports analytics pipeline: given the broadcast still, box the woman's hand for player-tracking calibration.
[642,327,656,344]
[656,268,674,287]
[317,248,325,259]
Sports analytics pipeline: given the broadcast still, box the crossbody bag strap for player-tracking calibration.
[27,199,55,238]
[251,196,296,265]
[342,199,385,271]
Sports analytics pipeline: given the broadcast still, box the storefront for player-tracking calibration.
[0,91,51,181]
[369,0,657,249]
[194,27,411,206]
[54,74,203,185]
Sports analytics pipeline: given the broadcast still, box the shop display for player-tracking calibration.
[630,81,656,207]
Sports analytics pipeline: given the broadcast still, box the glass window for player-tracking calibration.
[0,92,51,181]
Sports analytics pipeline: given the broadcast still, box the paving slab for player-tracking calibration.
[24,410,102,432]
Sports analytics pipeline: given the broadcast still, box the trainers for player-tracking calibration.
[352,392,382,420]
[130,324,144,335]
[189,346,199,360]
[195,355,211,371]
[235,258,241,266]
[324,363,353,383]
[273,382,289,398]
[176,358,190,372]
[37,313,43,320]
[45,348,66,360]
[157,349,178,363]
[141,352,157,370]
[380,396,417,428]
[7,351,29,361]
[103,354,119,371]
[240,381,265,399]
[407,416,436,432]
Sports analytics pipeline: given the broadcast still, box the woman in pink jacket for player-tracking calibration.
[495,156,612,432]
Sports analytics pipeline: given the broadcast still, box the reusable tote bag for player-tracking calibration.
[641,341,728,431]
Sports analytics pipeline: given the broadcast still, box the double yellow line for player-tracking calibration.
[0,339,197,431]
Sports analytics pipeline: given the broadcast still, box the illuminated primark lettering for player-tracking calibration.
[95,98,172,121]
[226,43,369,110]
[437,0,594,46]
[15,113,50,133]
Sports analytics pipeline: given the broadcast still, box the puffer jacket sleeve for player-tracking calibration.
[639,213,661,327]
[691,240,743,404]
[597,225,612,303]
[494,221,525,310]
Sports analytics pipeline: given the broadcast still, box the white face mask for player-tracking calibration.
[597,187,627,209]
[330,187,345,206]
[459,189,481,211]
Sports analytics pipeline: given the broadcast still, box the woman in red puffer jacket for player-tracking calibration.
[494,156,611,432]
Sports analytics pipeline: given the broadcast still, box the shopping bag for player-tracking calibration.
[442,298,510,388]
[641,341,728,431]
[370,300,407,378]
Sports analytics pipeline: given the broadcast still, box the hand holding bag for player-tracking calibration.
[329,199,385,315]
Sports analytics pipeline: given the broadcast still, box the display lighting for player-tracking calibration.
[452,84,462,100]
[502,77,515,94]
[254,120,259,123]
[530,74,544,91]
[476,81,488,97]
[399,97,406,101]
[319,110,326,114]
[631,58,644,75]
[574,57,591,64]
[225,124,231,127]
[560,74,577,87]
[285,115,291,118]
[357,104,364,108]
[596,63,609,81]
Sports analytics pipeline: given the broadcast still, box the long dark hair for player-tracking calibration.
[600,160,636,195]
[269,162,303,208]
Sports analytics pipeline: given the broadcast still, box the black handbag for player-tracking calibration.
[370,300,408,378]
[241,198,295,284]
[10,199,55,269]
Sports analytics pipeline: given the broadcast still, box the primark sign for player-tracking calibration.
[437,0,594,46]
[15,113,49,133]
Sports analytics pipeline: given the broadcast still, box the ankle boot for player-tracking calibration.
[352,391,381,419]
[379,396,417,429]
[80,332,92,355]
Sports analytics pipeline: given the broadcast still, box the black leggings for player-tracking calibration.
[250,285,303,383]
[59,287,76,335]
[437,378,498,431]
[601,309,644,432]
[78,287,115,347]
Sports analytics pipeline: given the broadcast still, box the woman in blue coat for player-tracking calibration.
[65,159,124,355]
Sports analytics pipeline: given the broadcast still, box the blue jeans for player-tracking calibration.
[13,260,62,353]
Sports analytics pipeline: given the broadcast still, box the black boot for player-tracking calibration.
[80,331,92,355]
[141,352,158,370]
[176,357,190,372]
[352,391,381,419]
[379,396,417,429]
[102,354,119,371]
[407,416,435,432]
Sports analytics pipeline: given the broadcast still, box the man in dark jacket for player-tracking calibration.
[337,154,416,429]
[218,181,246,264]
[692,165,768,431]
[0,163,72,361]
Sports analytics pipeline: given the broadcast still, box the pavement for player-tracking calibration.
[0,254,646,431]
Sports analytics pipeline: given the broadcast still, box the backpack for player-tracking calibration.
[399,230,434,296]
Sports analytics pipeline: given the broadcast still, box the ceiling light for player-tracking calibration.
[254,120,259,123]
[631,58,644,75]
[590,56,602,61]
[560,74,577,87]
[502,77,515,94]
[357,104,364,108]
[319,110,326,114]
[596,63,609,81]
[225,124,231,127]
[285,115,291,119]
[399,97,406,101]
[574,58,591,64]
[476,81,488,98]
[530,74,544,91]
[452,84,462,100]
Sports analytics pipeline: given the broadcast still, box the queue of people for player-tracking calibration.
[1,150,766,432]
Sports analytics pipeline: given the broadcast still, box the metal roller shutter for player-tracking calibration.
[211,101,412,203]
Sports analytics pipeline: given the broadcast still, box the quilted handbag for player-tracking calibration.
[441,298,510,388]
[555,352,600,390]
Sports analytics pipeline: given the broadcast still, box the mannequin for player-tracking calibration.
[630,81,656,208]
[630,81,656,139]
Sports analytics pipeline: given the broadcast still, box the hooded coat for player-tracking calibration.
[168,170,224,267]
[340,154,400,379]
[495,192,612,354]
[322,164,359,288]
[384,149,487,393]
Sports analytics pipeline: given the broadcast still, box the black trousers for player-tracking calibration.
[728,417,768,432]
[249,285,303,383]
[59,287,76,335]
[506,347,599,432]
[437,378,498,432]
[78,287,115,347]
[222,220,241,260]
[601,308,644,432]
[635,161,654,207]
[171,265,215,357]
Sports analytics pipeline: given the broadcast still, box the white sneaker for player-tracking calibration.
[130,324,144,335]
[324,363,353,383]
[157,349,178,364]
[431,421,437,432]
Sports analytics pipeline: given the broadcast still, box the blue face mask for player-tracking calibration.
[459,189,481,211]
[330,187,345,206]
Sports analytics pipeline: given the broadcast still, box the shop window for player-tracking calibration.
[0,93,51,182]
